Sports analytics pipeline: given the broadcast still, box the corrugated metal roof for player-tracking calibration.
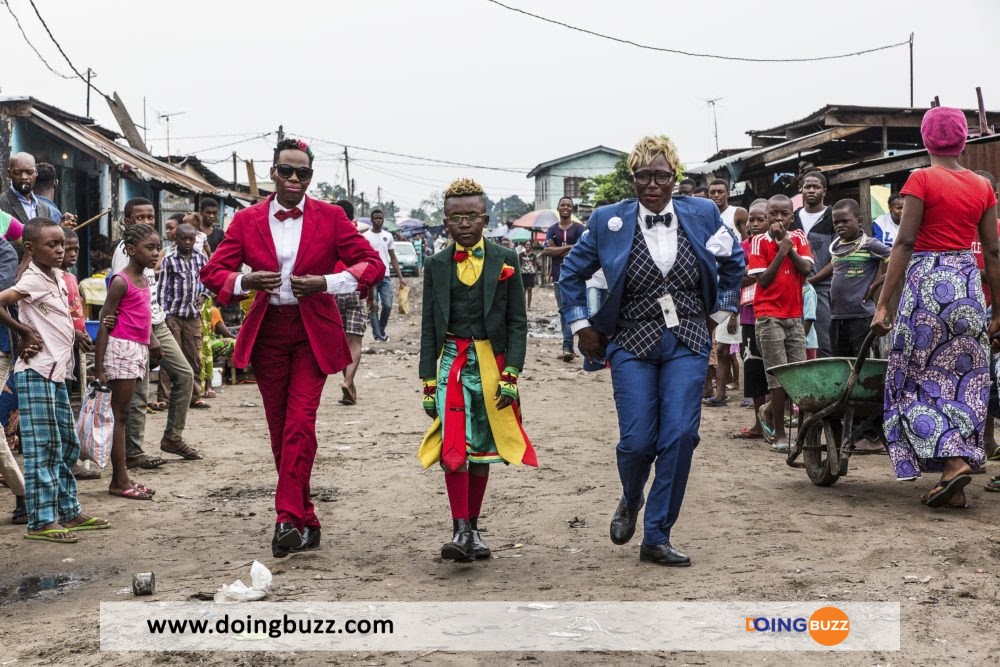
[26,107,247,203]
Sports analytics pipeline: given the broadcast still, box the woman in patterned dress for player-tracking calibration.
[872,107,1000,508]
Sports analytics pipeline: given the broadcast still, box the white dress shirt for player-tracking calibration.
[234,195,358,305]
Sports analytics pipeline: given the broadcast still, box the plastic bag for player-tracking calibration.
[398,283,411,315]
[76,381,113,468]
[214,560,272,603]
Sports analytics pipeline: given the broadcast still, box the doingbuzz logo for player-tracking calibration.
[745,606,850,646]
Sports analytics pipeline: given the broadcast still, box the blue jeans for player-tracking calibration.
[552,281,573,351]
[368,277,393,341]
[608,329,707,546]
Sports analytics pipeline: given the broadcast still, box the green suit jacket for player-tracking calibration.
[419,240,527,379]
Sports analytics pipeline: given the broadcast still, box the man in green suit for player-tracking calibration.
[418,178,537,563]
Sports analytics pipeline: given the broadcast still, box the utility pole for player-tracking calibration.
[706,97,722,154]
[277,125,285,142]
[909,33,915,108]
[343,147,352,200]
[377,186,382,207]
[359,193,367,218]
[232,152,238,188]
[142,96,147,146]
[158,110,186,161]
[85,68,94,116]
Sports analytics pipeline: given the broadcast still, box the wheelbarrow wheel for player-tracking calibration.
[802,417,842,487]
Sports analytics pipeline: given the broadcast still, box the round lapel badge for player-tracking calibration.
[608,216,623,232]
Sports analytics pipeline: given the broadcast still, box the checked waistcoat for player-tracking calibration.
[611,221,708,359]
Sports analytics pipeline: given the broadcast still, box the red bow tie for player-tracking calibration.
[274,207,302,222]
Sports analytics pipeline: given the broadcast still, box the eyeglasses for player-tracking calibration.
[274,164,314,180]
[632,170,674,186]
[445,213,485,225]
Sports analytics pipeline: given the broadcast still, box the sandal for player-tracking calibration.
[126,454,166,469]
[757,405,776,444]
[189,400,210,409]
[132,482,155,496]
[72,464,102,480]
[11,506,27,525]
[984,475,1000,492]
[921,474,972,508]
[987,448,1000,462]
[203,389,217,399]
[109,486,154,501]
[703,397,726,408]
[64,515,111,531]
[25,527,77,543]
[160,439,203,460]
[339,383,357,406]
[730,426,763,440]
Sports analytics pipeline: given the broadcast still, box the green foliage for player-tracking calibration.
[580,155,633,205]
[489,195,533,225]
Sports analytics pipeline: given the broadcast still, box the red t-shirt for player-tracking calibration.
[748,230,813,319]
[903,166,998,252]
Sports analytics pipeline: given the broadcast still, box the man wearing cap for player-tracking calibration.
[872,107,1000,510]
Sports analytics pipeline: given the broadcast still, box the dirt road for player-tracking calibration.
[1,283,997,666]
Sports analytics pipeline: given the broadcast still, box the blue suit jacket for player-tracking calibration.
[559,196,745,338]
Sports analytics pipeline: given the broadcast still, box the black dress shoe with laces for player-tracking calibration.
[441,519,474,562]
[609,496,644,545]
[292,526,321,552]
[639,542,691,567]
[272,522,302,558]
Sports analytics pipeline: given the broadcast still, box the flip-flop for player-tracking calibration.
[202,389,217,399]
[730,427,763,440]
[703,397,726,407]
[64,516,111,531]
[189,400,210,409]
[987,449,1000,461]
[25,528,77,543]
[72,466,102,480]
[921,474,972,508]
[984,475,1000,492]
[339,384,357,406]
[160,439,203,460]
[11,506,27,525]
[757,405,776,444]
[109,486,154,501]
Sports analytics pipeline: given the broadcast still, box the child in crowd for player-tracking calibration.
[157,213,183,268]
[749,195,813,450]
[519,242,538,309]
[803,282,818,360]
[185,212,212,259]
[96,223,160,500]
[826,198,890,357]
[872,192,903,247]
[158,223,210,409]
[734,199,769,438]
[0,218,111,540]
[418,178,536,563]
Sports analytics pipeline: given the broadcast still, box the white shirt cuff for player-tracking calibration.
[570,319,592,334]
[709,311,730,324]
[233,274,247,296]
[326,271,359,294]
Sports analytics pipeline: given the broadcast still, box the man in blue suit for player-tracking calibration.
[559,136,744,566]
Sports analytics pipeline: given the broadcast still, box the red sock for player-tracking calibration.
[444,471,469,520]
[468,472,489,519]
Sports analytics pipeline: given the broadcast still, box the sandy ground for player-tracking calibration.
[1,281,999,667]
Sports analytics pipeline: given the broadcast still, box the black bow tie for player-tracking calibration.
[644,212,673,229]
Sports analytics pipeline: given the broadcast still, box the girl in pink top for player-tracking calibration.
[95,223,160,501]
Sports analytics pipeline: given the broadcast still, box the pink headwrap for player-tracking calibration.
[920,107,967,156]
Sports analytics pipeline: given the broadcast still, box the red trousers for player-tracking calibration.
[251,306,328,530]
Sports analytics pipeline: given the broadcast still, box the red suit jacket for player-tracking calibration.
[200,195,385,375]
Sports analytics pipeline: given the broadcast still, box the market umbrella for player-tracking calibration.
[511,209,559,230]
[398,218,426,230]
[509,227,532,243]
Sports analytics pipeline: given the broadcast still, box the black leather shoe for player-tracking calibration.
[292,526,321,552]
[609,496,644,545]
[441,519,474,562]
[470,518,491,559]
[639,542,691,567]
[272,522,302,558]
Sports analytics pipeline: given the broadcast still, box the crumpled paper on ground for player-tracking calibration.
[214,560,272,603]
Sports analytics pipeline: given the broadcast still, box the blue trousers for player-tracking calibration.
[608,328,707,546]
[368,276,393,341]
[552,282,573,351]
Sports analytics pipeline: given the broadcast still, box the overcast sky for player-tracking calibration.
[4,0,999,213]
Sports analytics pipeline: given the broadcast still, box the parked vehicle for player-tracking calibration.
[395,241,420,277]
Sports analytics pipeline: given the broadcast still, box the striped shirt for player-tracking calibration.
[157,251,208,318]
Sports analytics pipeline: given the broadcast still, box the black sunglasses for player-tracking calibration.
[274,164,314,180]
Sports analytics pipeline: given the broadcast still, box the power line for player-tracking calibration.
[484,0,910,63]
[2,0,74,79]
[26,0,108,96]
[289,130,530,173]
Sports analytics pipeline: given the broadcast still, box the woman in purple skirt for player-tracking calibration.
[872,107,1000,509]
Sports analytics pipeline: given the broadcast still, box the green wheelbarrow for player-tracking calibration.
[767,331,885,486]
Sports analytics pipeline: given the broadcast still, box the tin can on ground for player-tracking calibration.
[132,572,156,596]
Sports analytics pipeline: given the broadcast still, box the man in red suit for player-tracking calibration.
[201,138,385,557]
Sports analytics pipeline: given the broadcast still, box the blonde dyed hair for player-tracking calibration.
[627,135,682,173]
[443,178,485,200]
